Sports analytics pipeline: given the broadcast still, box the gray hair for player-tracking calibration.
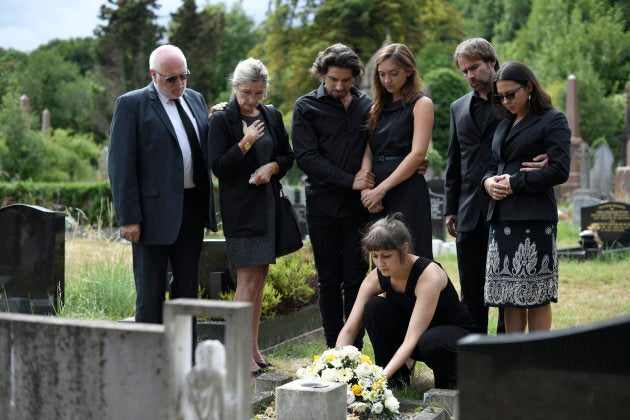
[148,45,187,71]
[231,58,269,90]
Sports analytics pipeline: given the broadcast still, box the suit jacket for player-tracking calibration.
[483,109,571,222]
[108,83,217,245]
[444,91,499,232]
[208,98,294,237]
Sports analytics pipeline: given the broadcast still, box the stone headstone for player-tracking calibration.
[275,379,347,420]
[458,315,630,420]
[581,201,630,247]
[198,239,234,299]
[0,204,65,314]
[427,178,446,241]
[589,143,614,199]
[570,193,603,228]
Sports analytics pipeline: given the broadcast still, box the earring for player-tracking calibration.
[528,93,531,101]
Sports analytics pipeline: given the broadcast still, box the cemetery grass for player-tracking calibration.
[62,220,628,402]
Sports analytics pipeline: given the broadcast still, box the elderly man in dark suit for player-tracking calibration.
[108,44,217,324]
[445,38,546,334]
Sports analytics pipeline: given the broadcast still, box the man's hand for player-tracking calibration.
[445,214,458,237]
[352,169,375,191]
[416,157,430,175]
[121,223,140,242]
[208,102,228,120]
[520,153,548,173]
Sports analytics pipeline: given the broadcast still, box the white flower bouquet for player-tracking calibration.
[296,345,400,418]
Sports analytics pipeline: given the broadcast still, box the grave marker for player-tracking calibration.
[0,204,64,314]
[581,201,630,247]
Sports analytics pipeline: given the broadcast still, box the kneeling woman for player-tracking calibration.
[336,213,476,389]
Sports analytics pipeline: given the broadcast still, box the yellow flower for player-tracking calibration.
[360,354,372,364]
[351,384,363,396]
[326,353,338,363]
[372,379,384,390]
[313,355,320,362]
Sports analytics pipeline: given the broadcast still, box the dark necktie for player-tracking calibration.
[174,98,206,189]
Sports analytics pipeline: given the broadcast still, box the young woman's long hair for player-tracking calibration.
[366,43,423,131]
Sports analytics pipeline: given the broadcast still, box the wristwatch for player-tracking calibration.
[241,140,251,151]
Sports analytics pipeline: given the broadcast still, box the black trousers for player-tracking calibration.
[307,214,368,349]
[456,216,504,334]
[132,188,205,324]
[364,294,471,389]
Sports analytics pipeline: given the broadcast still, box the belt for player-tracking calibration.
[373,155,405,162]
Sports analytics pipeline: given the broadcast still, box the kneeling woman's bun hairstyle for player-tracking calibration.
[361,212,413,260]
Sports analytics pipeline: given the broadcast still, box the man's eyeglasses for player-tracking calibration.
[156,70,190,84]
[495,84,524,101]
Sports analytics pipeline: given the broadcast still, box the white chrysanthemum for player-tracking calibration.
[336,367,354,383]
[320,367,339,382]
[370,401,384,414]
[295,367,306,378]
[346,387,356,404]
[357,377,371,389]
[384,395,400,413]
[338,345,359,359]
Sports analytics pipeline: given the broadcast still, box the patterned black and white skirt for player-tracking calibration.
[484,221,558,308]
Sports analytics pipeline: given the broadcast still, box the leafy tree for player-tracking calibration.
[0,48,28,102]
[454,0,531,43]
[16,48,95,133]
[0,84,46,181]
[169,0,225,100]
[43,37,98,75]
[204,3,260,103]
[499,0,630,152]
[94,0,164,94]
[424,67,470,160]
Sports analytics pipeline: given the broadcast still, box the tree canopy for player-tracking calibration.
[0,0,628,182]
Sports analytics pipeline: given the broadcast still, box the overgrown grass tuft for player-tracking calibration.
[60,238,135,320]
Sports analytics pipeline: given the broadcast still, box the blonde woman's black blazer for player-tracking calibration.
[208,99,294,237]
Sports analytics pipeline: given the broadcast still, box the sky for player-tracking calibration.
[0,0,268,52]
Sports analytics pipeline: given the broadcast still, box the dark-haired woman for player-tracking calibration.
[336,213,476,389]
[482,61,570,334]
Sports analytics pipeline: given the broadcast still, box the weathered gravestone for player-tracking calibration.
[581,201,630,247]
[458,314,630,420]
[0,204,64,314]
[589,142,614,199]
[428,178,446,241]
[198,239,235,300]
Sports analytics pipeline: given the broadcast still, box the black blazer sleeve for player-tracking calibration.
[484,109,571,222]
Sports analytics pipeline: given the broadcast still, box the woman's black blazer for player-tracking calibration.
[208,98,294,237]
[482,108,571,222]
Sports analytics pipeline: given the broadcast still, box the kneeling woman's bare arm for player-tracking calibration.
[382,262,447,378]
[336,270,383,347]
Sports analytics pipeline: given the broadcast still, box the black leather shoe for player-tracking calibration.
[258,361,274,370]
[251,368,264,378]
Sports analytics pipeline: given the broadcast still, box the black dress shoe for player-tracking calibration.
[257,361,274,370]
[251,368,264,378]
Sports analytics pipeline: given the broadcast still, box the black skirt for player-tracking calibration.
[484,220,558,308]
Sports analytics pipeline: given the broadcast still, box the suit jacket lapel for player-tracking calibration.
[148,83,178,142]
